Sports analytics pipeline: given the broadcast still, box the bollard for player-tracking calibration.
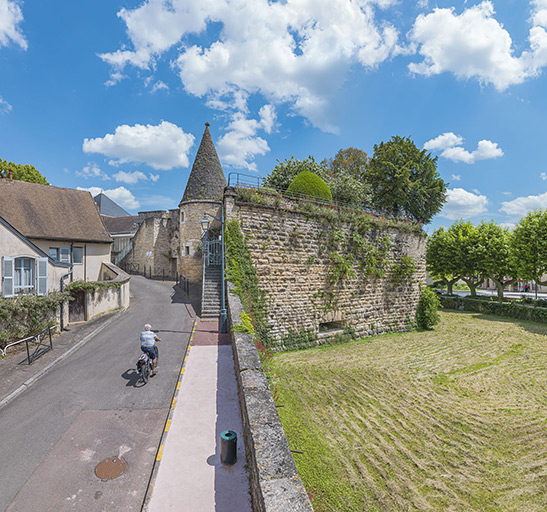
[220,430,237,465]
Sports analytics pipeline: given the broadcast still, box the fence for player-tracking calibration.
[120,262,178,281]
[0,325,57,364]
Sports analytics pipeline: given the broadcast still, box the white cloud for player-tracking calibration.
[0,96,12,115]
[101,0,399,131]
[77,186,140,210]
[440,187,489,220]
[501,191,512,196]
[75,163,111,180]
[0,0,27,50]
[424,132,503,163]
[500,192,547,216]
[451,174,461,181]
[409,1,547,90]
[83,121,194,170]
[541,172,547,180]
[217,107,276,171]
[113,170,161,184]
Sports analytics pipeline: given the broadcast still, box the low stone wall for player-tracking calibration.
[85,263,130,321]
[227,282,313,512]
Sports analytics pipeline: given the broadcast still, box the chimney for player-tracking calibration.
[8,169,13,181]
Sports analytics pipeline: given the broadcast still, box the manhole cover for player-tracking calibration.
[95,457,127,481]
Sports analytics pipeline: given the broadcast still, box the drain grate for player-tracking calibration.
[95,457,127,481]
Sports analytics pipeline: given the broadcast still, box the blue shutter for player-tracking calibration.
[37,258,48,296]
[2,257,14,298]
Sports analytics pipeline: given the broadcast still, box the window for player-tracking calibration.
[2,257,48,297]
[73,247,83,264]
[14,258,34,294]
[49,248,59,261]
[60,247,70,263]
[181,212,185,222]
[186,246,190,256]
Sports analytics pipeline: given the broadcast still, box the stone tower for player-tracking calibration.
[178,123,227,283]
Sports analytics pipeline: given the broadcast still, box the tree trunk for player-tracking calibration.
[494,280,505,301]
[463,278,477,296]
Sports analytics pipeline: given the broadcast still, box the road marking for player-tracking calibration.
[171,399,176,409]
[180,367,185,375]
[156,445,163,461]
[165,419,171,432]
[176,381,181,390]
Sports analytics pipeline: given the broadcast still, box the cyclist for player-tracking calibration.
[140,324,160,376]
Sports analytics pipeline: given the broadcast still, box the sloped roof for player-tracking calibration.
[180,123,227,203]
[101,215,142,234]
[94,192,131,217]
[0,179,112,243]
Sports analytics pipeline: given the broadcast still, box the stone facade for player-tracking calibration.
[225,191,427,343]
[120,210,179,278]
[178,200,222,283]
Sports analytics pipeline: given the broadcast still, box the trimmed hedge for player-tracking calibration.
[438,295,547,324]
[287,171,333,201]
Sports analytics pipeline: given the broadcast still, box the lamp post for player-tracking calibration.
[201,208,227,333]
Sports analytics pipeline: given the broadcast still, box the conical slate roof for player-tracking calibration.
[181,123,227,203]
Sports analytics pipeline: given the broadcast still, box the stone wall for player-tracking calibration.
[120,211,178,278]
[225,190,426,343]
[227,283,314,512]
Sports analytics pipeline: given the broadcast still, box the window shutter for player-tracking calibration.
[37,258,48,296]
[2,257,14,298]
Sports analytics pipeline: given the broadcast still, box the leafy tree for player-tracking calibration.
[322,147,368,182]
[328,170,370,207]
[512,209,547,297]
[476,221,517,301]
[0,158,49,184]
[262,156,327,193]
[426,227,460,295]
[366,136,446,224]
[447,220,484,296]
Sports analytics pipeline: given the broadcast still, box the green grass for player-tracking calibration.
[270,311,547,511]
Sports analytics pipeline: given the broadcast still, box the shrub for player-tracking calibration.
[416,286,441,330]
[287,171,333,201]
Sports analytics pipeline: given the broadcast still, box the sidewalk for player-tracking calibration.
[145,318,252,512]
[0,311,121,409]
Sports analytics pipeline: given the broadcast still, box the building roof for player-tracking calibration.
[94,192,131,217]
[101,215,142,235]
[180,123,227,203]
[0,179,112,243]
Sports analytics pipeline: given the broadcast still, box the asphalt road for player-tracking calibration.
[0,276,196,512]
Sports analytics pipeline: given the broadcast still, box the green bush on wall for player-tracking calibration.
[287,171,333,201]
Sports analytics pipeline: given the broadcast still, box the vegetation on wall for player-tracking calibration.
[0,292,69,348]
[225,219,269,344]
[65,280,121,294]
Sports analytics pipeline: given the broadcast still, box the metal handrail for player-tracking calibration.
[0,324,58,358]
[227,172,260,189]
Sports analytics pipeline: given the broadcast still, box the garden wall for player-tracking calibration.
[224,188,426,345]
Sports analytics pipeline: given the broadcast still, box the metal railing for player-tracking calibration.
[227,172,260,189]
[0,325,58,364]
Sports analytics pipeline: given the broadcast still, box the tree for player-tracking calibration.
[447,220,484,296]
[262,156,327,193]
[0,158,49,184]
[426,227,460,295]
[512,209,547,297]
[476,221,517,301]
[322,147,368,182]
[366,136,446,224]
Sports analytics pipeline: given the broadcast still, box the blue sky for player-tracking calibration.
[1,0,547,232]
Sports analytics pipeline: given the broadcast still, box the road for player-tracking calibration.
[0,276,196,512]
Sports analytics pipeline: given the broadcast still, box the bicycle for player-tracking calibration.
[136,344,159,384]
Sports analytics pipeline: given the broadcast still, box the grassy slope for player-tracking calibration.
[270,311,547,512]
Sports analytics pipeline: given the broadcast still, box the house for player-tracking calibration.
[0,178,113,297]
[101,215,142,265]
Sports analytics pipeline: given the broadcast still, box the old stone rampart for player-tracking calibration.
[225,189,426,344]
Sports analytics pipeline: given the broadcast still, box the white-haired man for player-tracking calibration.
[140,323,160,376]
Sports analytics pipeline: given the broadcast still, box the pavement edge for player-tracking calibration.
[141,317,197,511]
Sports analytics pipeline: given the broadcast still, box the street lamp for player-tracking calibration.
[201,209,227,333]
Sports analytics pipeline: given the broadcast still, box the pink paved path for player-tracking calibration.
[146,319,251,512]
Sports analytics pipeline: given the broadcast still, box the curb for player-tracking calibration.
[141,317,197,511]
[0,310,125,411]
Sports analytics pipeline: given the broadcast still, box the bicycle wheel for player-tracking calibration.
[141,361,150,384]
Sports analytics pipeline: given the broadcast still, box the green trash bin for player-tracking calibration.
[220,430,237,465]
